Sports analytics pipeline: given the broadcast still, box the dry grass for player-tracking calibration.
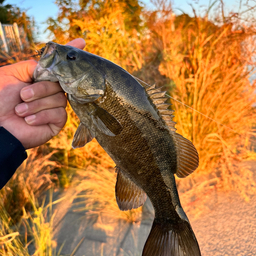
[144,7,256,199]
[43,0,256,220]
[0,206,30,256]
[0,190,64,256]
[72,1,144,73]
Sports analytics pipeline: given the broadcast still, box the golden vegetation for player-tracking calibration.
[155,11,256,200]
[46,0,256,199]
[0,190,65,256]
[1,0,256,253]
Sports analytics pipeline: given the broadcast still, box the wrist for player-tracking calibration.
[0,125,26,149]
[0,126,27,189]
[0,126,27,152]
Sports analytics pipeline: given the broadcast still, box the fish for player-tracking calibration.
[33,41,201,256]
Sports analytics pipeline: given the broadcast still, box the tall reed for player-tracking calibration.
[146,8,256,197]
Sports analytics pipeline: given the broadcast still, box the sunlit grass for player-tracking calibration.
[0,206,30,256]
[0,190,64,256]
[151,9,256,200]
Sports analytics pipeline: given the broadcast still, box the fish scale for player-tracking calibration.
[34,41,201,256]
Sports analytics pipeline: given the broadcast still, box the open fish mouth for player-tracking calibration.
[40,42,57,59]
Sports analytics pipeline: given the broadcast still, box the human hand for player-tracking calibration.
[0,38,86,149]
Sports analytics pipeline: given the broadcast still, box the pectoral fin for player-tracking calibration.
[91,105,122,136]
[115,167,147,210]
[174,133,199,178]
[72,123,94,148]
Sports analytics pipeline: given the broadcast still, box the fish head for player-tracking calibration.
[33,41,106,103]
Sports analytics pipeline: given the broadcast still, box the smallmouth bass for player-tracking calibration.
[34,42,201,256]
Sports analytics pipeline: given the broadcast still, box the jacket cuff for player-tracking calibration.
[0,127,27,189]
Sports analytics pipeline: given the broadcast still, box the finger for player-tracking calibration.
[20,81,63,102]
[0,60,37,83]
[15,91,67,117]
[24,107,67,134]
[66,38,86,49]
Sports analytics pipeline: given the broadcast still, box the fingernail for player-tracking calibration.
[21,88,34,100]
[15,103,28,115]
[25,115,36,124]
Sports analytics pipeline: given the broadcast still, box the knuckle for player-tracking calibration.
[55,107,67,122]
[56,92,67,106]
[25,101,38,115]
[41,81,50,95]
[50,125,61,137]
[35,81,60,97]
[56,108,67,128]
[35,107,67,129]
[33,81,48,97]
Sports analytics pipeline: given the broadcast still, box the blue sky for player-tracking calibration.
[4,0,243,42]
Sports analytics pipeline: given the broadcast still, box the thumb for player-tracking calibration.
[66,38,86,49]
[1,60,38,83]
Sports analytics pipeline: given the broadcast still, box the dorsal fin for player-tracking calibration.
[146,84,164,94]
[152,97,167,105]
[155,103,171,110]
[145,83,176,132]
[141,80,198,177]
[145,83,156,91]
[150,91,167,99]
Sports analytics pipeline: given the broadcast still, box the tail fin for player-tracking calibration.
[142,219,201,256]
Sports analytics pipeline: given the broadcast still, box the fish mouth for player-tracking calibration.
[38,42,82,82]
[35,42,73,83]
[41,42,57,60]
[33,64,59,83]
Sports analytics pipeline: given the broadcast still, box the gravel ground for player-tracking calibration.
[191,191,256,255]
[190,160,256,256]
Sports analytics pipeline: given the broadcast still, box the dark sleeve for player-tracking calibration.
[0,127,27,189]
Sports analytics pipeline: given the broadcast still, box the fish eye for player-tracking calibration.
[67,51,77,61]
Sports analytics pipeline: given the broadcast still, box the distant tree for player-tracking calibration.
[0,0,14,24]
[46,0,143,42]
[46,0,144,71]
[0,0,35,43]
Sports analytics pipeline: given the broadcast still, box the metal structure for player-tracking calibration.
[0,22,28,53]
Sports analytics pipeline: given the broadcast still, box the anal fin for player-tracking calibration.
[115,167,147,211]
